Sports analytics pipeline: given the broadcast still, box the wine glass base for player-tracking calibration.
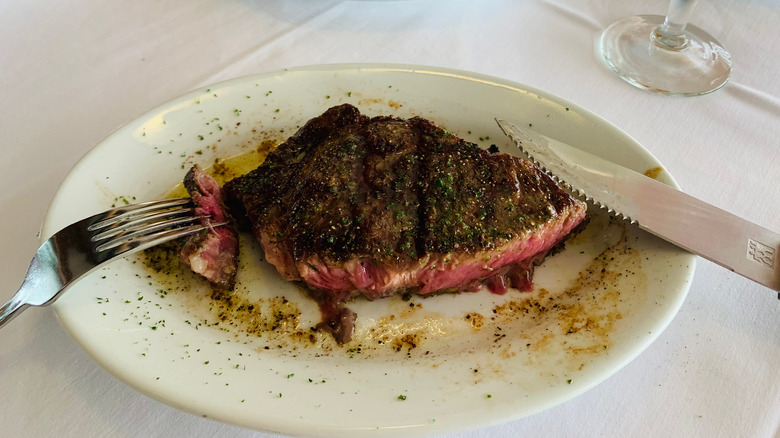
[598,15,732,96]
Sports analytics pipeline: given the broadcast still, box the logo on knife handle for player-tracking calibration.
[747,239,776,268]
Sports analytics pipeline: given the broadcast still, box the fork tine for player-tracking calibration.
[95,215,208,252]
[87,197,191,231]
[91,207,195,241]
[97,221,229,257]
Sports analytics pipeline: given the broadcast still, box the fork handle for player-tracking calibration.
[0,297,30,329]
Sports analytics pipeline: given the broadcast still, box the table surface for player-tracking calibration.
[1,1,778,437]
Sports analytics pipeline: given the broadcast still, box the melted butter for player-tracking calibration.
[167,139,278,198]
[644,166,664,180]
[357,96,403,110]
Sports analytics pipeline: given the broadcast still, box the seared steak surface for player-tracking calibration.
[224,104,588,316]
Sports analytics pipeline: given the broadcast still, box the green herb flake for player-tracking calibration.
[397,394,407,401]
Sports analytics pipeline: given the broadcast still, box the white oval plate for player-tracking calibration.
[46,64,694,437]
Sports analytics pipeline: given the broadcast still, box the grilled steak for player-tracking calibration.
[181,165,239,290]
[223,104,588,342]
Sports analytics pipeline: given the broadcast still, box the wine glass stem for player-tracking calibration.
[653,0,699,50]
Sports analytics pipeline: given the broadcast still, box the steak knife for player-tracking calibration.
[495,118,780,295]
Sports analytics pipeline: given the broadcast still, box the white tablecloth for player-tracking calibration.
[1,1,778,437]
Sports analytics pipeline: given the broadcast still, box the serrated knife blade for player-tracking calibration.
[496,118,780,295]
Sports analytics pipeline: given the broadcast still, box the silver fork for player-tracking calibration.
[0,197,226,328]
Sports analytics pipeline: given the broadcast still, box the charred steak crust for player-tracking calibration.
[181,165,240,290]
[224,104,588,307]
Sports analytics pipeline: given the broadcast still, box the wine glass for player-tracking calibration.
[598,0,731,96]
